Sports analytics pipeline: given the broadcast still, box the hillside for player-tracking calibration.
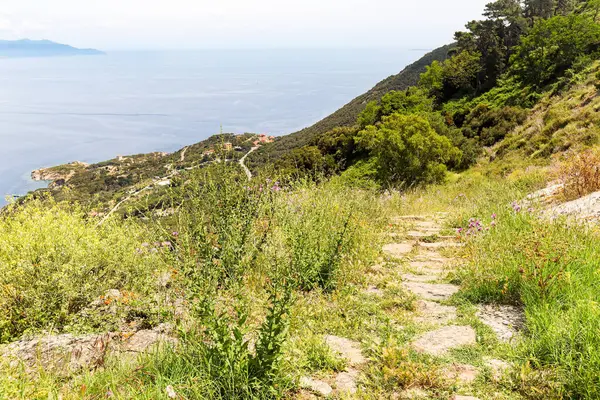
[250,44,454,163]
[0,39,104,58]
[5,1,600,399]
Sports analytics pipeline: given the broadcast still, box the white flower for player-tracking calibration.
[166,385,177,399]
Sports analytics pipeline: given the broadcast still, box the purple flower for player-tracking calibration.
[492,213,497,219]
[172,231,179,237]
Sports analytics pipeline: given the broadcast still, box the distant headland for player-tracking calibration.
[0,39,104,58]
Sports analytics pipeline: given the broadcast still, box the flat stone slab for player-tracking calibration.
[414,220,441,228]
[324,335,365,366]
[364,285,384,297]
[485,358,510,381]
[397,388,429,399]
[444,363,479,384]
[403,282,459,301]
[406,231,438,239]
[383,242,415,257]
[420,241,464,249]
[402,273,438,283]
[412,252,453,264]
[476,304,524,342]
[394,215,429,221]
[415,300,457,324]
[412,325,477,356]
[335,368,359,394]
[300,377,333,396]
[408,261,447,273]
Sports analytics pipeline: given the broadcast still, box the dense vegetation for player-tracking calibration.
[4,0,600,399]
[252,0,600,189]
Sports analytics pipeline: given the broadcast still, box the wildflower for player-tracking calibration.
[141,242,150,247]
[491,213,497,219]
[106,389,114,397]
[491,220,497,227]
[172,231,179,237]
[166,385,177,399]
[511,202,522,212]
[528,207,535,213]
[161,241,173,248]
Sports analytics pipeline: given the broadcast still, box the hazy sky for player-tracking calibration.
[0,0,488,50]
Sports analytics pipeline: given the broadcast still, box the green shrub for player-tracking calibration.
[0,199,166,342]
[356,113,462,187]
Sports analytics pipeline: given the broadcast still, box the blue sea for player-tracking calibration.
[0,49,424,204]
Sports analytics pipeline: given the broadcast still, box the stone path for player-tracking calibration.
[300,213,520,399]
[386,214,484,399]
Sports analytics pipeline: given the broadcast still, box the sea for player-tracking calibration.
[0,48,425,204]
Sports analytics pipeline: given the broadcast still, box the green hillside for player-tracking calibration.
[249,44,454,164]
[5,1,600,399]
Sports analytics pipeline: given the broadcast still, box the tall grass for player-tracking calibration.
[401,169,600,398]
[0,164,387,399]
[0,199,167,343]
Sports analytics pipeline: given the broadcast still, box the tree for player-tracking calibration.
[355,114,461,186]
[419,60,444,99]
[357,101,380,129]
[524,0,557,19]
[441,51,483,98]
[379,88,434,118]
[510,14,600,85]
[454,0,527,92]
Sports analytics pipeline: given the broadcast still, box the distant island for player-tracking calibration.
[0,39,104,58]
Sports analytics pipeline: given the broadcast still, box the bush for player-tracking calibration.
[554,148,600,200]
[356,113,462,187]
[0,199,166,342]
[273,180,383,291]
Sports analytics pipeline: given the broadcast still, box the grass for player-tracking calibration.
[4,155,600,399]
[390,167,600,399]
[0,165,388,399]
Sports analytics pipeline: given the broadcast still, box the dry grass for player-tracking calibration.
[553,147,600,200]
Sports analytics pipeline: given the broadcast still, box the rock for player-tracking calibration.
[383,242,415,257]
[412,325,477,356]
[122,325,176,353]
[157,271,172,288]
[419,242,464,249]
[406,231,438,239]
[104,289,123,299]
[394,215,428,222]
[526,183,564,205]
[485,358,510,381]
[444,363,479,384]
[414,300,457,324]
[300,377,333,396]
[546,190,600,221]
[403,282,459,301]
[1,324,177,375]
[364,285,384,297]
[368,263,386,275]
[335,368,359,394]
[0,332,118,374]
[412,252,453,264]
[408,261,447,273]
[324,335,366,366]
[395,388,429,399]
[402,273,438,283]
[476,304,524,342]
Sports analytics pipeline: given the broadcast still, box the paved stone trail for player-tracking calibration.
[299,213,520,399]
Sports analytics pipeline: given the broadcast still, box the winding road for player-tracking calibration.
[239,146,259,180]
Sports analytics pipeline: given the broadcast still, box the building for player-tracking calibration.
[222,142,233,151]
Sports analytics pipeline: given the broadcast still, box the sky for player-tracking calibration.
[0,0,489,50]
